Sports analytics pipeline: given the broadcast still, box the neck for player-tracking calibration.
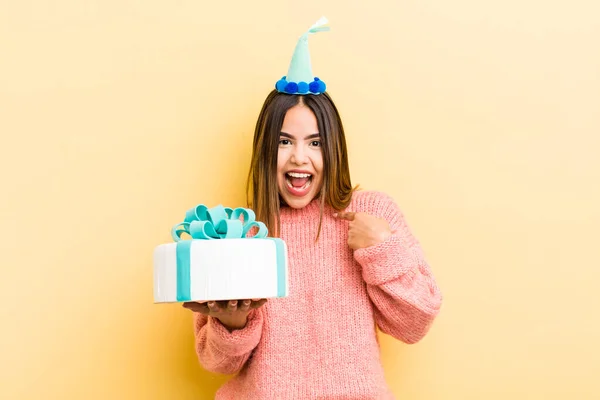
[279,197,323,221]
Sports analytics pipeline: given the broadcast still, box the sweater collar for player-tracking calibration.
[279,197,324,221]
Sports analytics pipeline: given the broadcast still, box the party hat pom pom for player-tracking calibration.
[297,82,309,93]
[284,82,299,93]
[276,78,288,92]
[309,80,320,93]
[317,80,326,93]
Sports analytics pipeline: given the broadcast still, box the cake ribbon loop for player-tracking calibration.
[171,204,268,242]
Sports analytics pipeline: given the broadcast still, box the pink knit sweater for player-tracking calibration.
[191,190,442,399]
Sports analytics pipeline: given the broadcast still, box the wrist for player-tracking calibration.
[217,314,249,332]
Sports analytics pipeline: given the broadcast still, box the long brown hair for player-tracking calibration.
[246,89,356,238]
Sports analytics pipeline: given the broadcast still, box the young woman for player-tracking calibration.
[182,89,442,399]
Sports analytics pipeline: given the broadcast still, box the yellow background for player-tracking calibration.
[1,1,599,399]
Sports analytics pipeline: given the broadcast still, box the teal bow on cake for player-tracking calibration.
[171,204,268,242]
[170,204,271,301]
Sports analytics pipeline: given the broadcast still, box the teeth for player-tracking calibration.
[287,172,312,178]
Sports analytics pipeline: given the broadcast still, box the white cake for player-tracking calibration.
[153,238,288,303]
[153,204,289,303]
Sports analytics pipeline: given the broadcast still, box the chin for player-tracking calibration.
[278,187,320,209]
[283,197,313,209]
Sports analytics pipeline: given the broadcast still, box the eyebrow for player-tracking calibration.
[280,132,320,140]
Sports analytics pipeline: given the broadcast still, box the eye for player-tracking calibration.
[279,139,291,145]
[310,140,322,147]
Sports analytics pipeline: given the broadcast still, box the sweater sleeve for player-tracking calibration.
[192,308,263,375]
[353,192,443,344]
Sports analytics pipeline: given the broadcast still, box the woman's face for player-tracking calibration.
[277,104,324,209]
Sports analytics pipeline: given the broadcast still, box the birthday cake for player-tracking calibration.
[153,204,288,303]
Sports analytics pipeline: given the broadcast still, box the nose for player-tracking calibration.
[291,144,308,165]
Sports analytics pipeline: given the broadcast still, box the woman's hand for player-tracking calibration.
[334,211,392,250]
[182,299,268,331]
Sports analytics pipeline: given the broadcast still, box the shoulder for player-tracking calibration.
[347,189,411,233]
[349,189,404,220]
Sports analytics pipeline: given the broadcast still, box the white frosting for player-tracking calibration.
[153,238,288,303]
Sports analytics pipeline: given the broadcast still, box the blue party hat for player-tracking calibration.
[275,17,330,95]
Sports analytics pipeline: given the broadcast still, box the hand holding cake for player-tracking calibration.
[182,299,268,331]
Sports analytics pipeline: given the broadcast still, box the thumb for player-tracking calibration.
[333,211,355,221]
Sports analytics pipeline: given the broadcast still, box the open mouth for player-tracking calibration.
[285,172,313,192]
